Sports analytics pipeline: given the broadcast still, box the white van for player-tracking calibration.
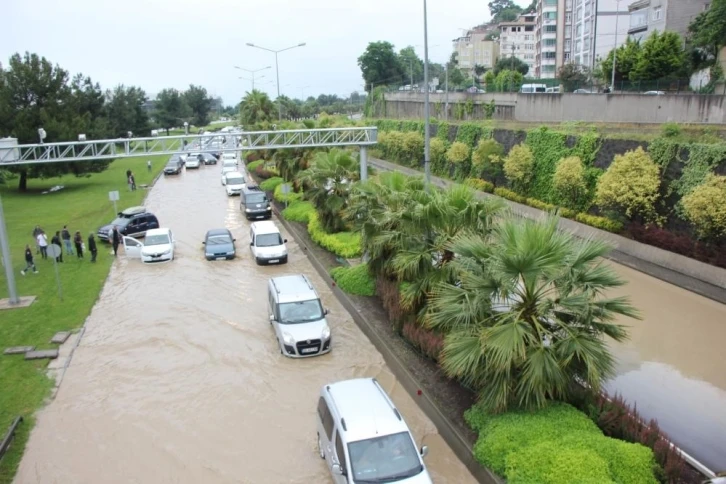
[520,83,547,93]
[221,152,238,164]
[316,378,432,484]
[250,220,288,264]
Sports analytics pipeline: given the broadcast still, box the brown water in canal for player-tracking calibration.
[14,164,476,484]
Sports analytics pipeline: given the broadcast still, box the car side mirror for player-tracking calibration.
[420,445,429,458]
[202,241,206,245]
[250,242,254,246]
[136,243,142,248]
[283,239,288,243]
[233,238,237,242]
[324,308,329,315]
[331,464,343,476]
[269,314,275,322]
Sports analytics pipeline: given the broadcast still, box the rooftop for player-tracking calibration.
[270,275,317,304]
[251,221,280,235]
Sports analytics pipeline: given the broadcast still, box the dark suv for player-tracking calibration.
[97,206,160,242]
[240,185,272,220]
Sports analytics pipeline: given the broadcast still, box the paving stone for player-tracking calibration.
[24,349,59,360]
[50,331,71,344]
[4,346,35,355]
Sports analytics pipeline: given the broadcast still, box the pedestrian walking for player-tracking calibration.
[130,172,137,191]
[21,245,38,275]
[61,225,73,255]
[111,226,121,256]
[88,232,98,262]
[36,231,48,259]
[147,160,152,172]
[128,173,133,191]
[74,231,84,259]
[32,225,43,254]
[51,231,63,262]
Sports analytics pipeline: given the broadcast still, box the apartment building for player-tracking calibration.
[534,0,573,79]
[498,13,537,74]
[452,27,501,75]
[628,0,711,42]
[570,0,630,70]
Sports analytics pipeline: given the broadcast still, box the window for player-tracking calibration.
[564,52,571,61]
[576,40,582,52]
[565,39,571,50]
[335,432,346,472]
[584,20,590,33]
[630,11,647,29]
[652,6,662,20]
[544,0,557,5]
[565,13,572,23]
[318,398,334,439]
[526,43,535,50]
[545,25,557,33]
[544,51,556,59]
[348,432,423,482]
[544,11,557,20]
[576,24,582,36]
[543,65,557,72]
[544,38,557,47]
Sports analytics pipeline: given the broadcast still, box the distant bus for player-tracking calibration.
[520,83,547,93]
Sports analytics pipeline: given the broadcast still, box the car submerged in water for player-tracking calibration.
[97,206,160,242]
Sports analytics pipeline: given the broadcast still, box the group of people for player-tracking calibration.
[25,225,99,275]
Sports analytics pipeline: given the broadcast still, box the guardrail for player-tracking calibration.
[0,416,23,462]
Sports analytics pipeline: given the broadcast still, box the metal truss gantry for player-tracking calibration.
[0,127,378,165]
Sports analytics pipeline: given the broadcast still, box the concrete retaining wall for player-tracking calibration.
[382,91,726,125]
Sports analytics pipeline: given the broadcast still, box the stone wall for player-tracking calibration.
[381,91,726,125]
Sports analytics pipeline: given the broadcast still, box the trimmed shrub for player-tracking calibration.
[402,131,424,167]
[281,201,315,223]
[681,174,726,241]
[471,138,504,181]
[330,263,375,296]
[273,182,303,204]
[464,178,494,193]
[576,213,624,233]
[430,137,448,176]
[254,164,276,179]
[446,141,470,165]
[494,187,527,204]
[308,211,361,258]
[247,160,263,171]
[401,320,444,361]
[627,223,726,269]
[260,176,284,192]
[595,147,661,223]
[503,143,534,192]
[553,156,588,210]
[464,402,658,484]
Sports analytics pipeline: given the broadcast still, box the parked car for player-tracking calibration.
[164,158,183,175]
[201,153,217,165]
[240,185,272,220]
[123,228,175,263]
[573,88,594,94]
[268,274,331,357]
[316,378,432,484]
[185,153,202,169]
[250,221,287,265]
[220,160,238,184]
[97,206,160,242]
[224,171,247,196]
[644,90,666,96]
[203,228,236,260]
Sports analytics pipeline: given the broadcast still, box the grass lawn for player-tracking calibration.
[0,154,167,483]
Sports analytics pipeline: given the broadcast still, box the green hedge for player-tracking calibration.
[575,213,623,234]
[464,177,494,193]
[247,160,264,171]
[281,201,362,258]
[464,403,658,484]
[260,176,284,192]
[330,264,375,296]
[273,182,303,204]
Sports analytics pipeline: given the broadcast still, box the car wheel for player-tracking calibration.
[317,433,325,460]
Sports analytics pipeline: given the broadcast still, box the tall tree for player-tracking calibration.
[558,63,591,91]
[239,89,274,126]
[493,56,530,76]
[630,31,686,81]
[599,37,642,83]
[398,46,424,85]
[183,84,213,127]
[688,0,726,64]
[106,85,149,137]
[488,0,519,16]
[358,41,405,91]
[0,52,110,191]
[489,0,523,23]
[154,88,188,134]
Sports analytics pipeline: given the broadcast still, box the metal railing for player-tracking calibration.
[0,127,378,165]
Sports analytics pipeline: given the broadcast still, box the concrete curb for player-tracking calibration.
[369,157,726,306]
[273,204,501,484]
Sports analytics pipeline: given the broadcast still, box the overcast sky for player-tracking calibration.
[2,0,529,105]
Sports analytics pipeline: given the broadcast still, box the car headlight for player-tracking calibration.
[266,206,272,211]
[245,208,252,213]
[161,249,171,255]
[322,325,331,340]
[226,251,235,255]
[282,332,295,345]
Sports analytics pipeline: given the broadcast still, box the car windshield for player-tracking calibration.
[255,233,282,247]
[110,218,130,228]
[226,177,245,185]
[245,193,267,204]
[348,432,423,482]
[145,234,170,246]
[278,300,324,324]
[207,234,232,245]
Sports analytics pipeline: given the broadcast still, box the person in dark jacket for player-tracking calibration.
[51,231,63,262]
[111,226,121,256]
[88,232,98,262]
[61,225,73,255]
[73,231,84,259]
[21,245,38,275]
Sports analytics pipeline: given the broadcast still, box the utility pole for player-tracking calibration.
[445,66,449,120]
[611,0,622,92]
[246,42,307,120]
[423,0,431,188]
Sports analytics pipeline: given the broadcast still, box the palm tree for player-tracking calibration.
[274,148,317,182]
[239,89,274,126]
[297,149,359,232]
[427,215,640,413]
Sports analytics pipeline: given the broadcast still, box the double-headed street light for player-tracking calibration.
[245,42,307,120]
[234,65,271,91]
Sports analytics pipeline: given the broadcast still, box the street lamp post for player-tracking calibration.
[611,0,623,92]
[246,42,306,120]
[234,65,271,91]
[238,75,266,91]
[423,0,431,188]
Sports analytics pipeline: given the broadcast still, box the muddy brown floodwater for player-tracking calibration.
[14,163,477,484]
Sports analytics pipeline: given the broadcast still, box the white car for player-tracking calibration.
[224,171,247,196]
[221,161,239,185]
[250,221,288,265]
[185,153,201,169]
[122,228,175,263]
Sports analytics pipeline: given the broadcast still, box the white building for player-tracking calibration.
[498,13,537,75]
[452,27,501,75]
[570,0,630,70]
[535,0,574,78]
[628,0,711,43]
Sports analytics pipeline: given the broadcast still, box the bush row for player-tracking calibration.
[280,201,362,259]
[329,264,376,297]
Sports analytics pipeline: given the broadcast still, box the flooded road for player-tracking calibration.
[607,262,726,471]
[14,162,477,483]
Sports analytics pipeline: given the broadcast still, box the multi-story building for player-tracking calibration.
[570,0,630,70]
[452,27,501,75]
[628,0,711,42]
[534,0,573,79]
[498,13,537,75]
